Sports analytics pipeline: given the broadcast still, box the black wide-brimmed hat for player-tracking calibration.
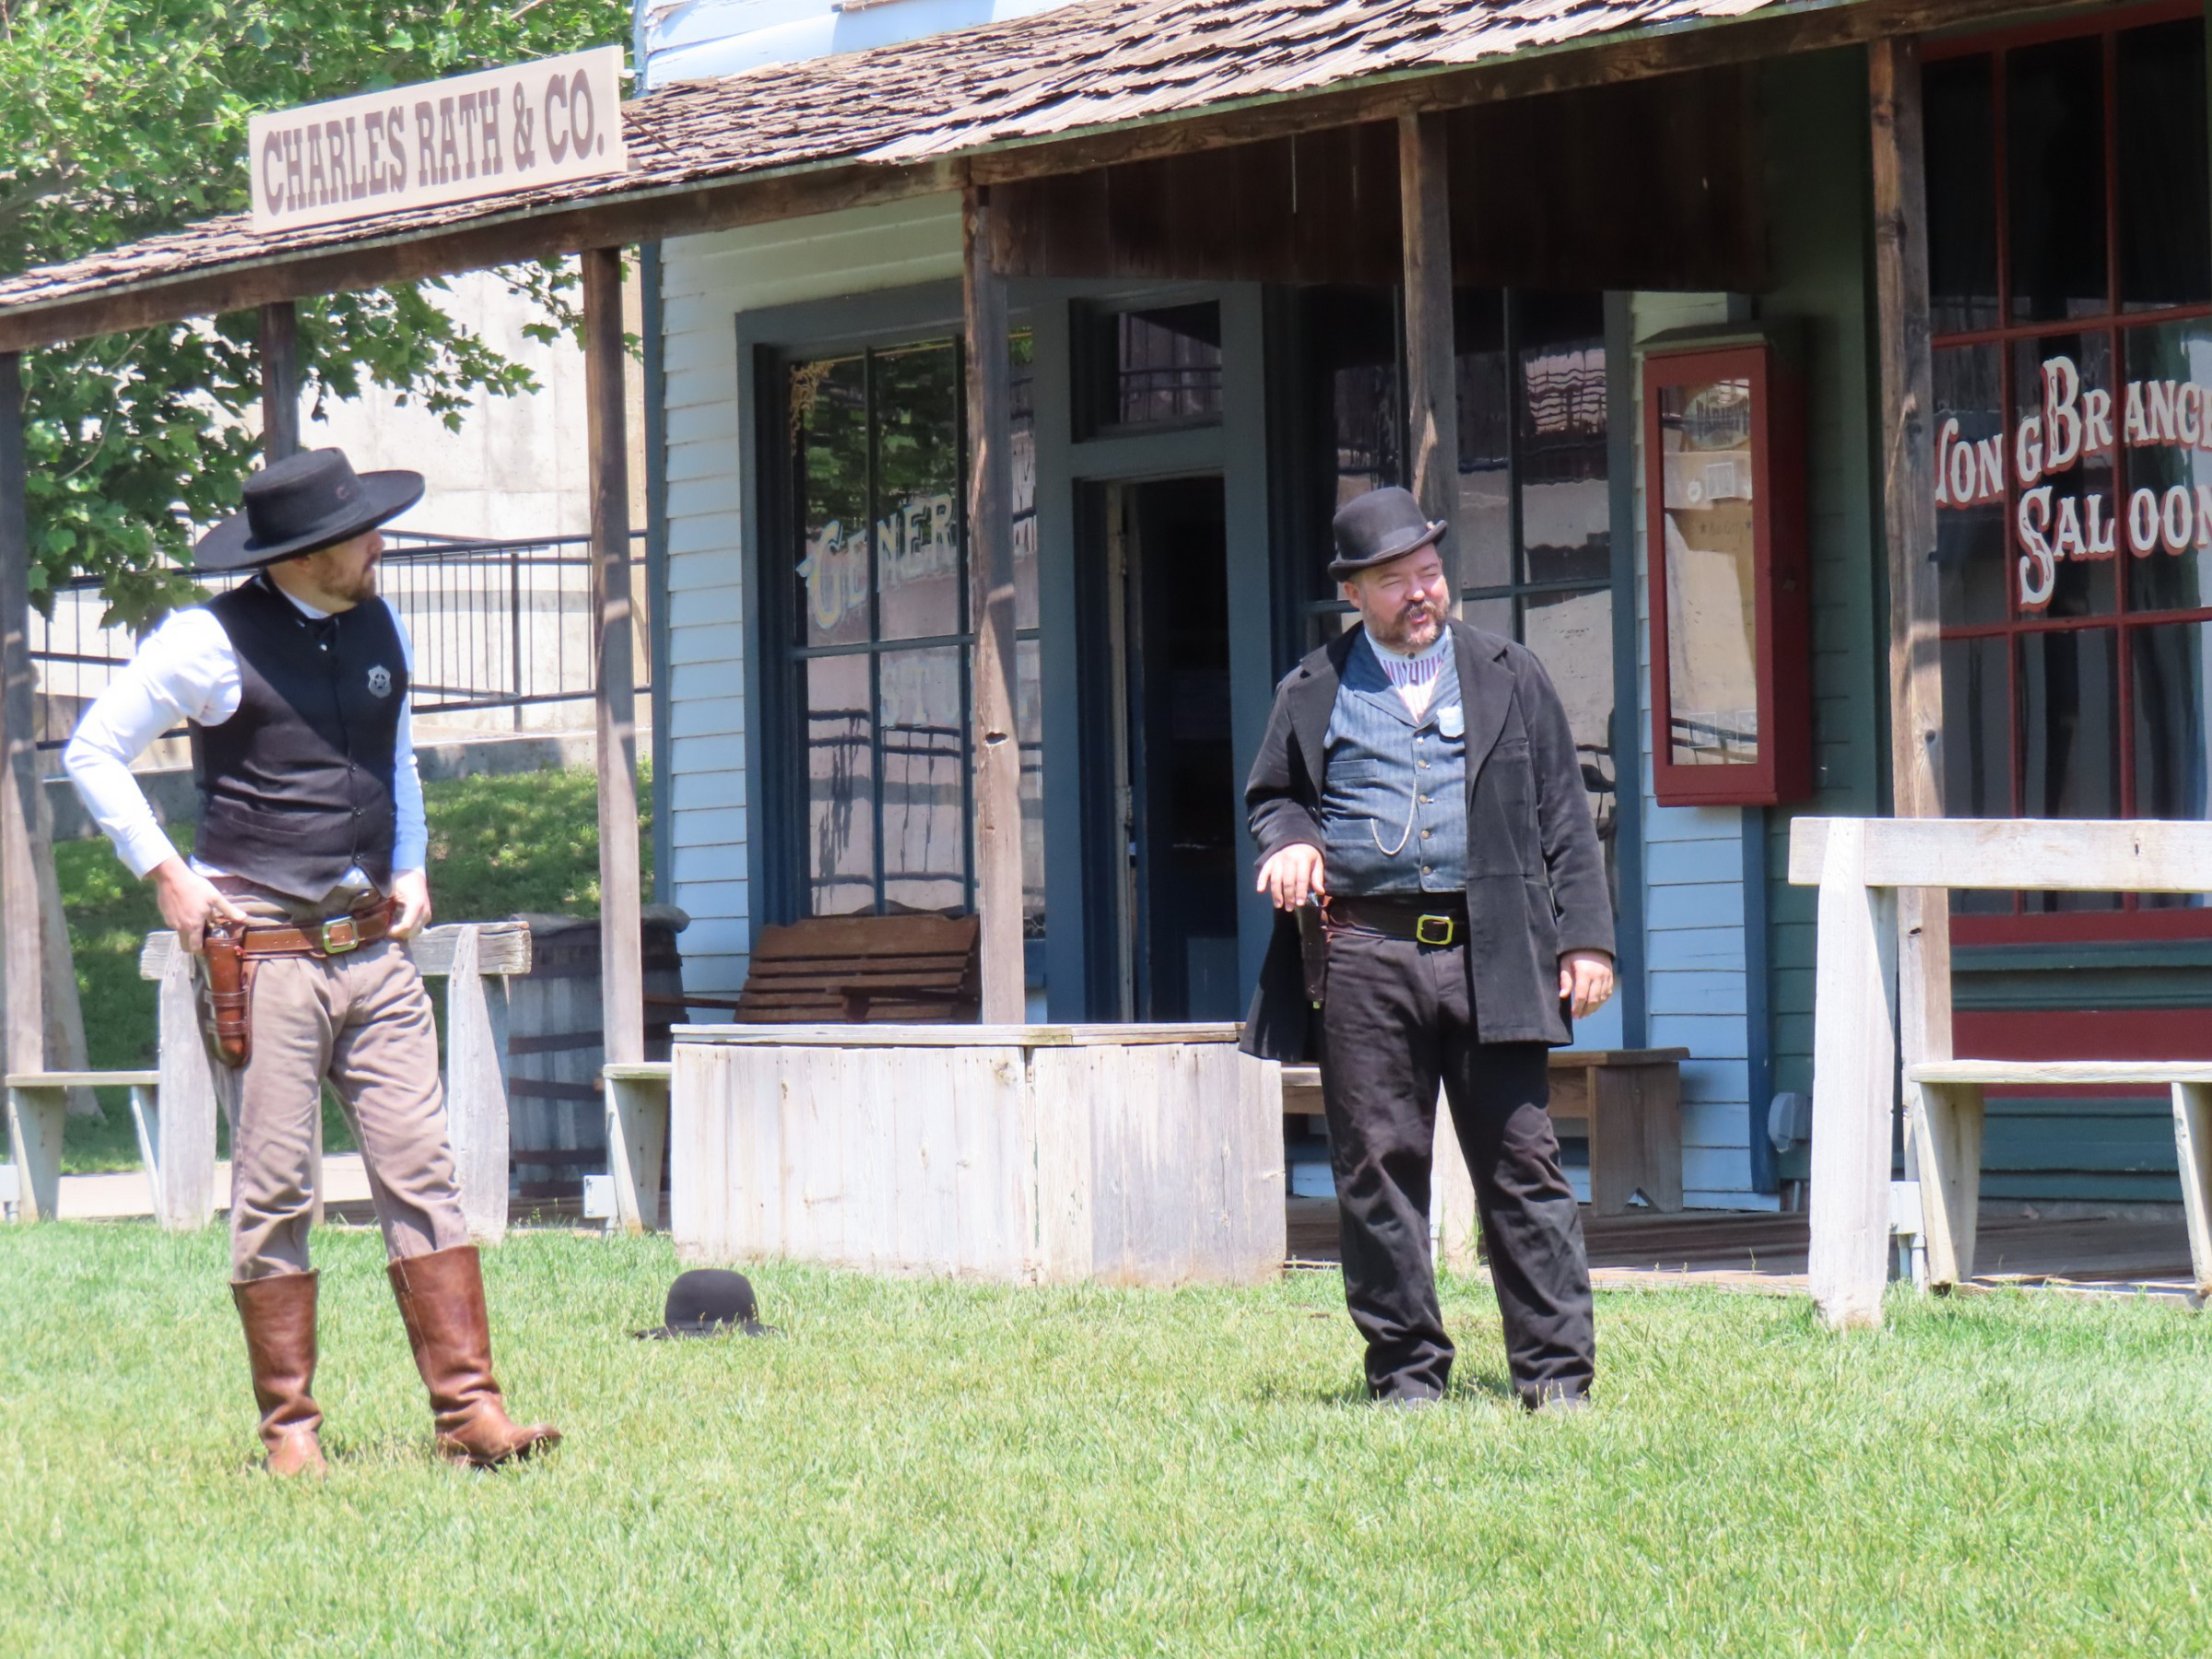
[1329,485,1447,582]
[192,448,423,571]
[633,1269,777,1340]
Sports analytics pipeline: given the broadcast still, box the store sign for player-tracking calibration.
[249,45,626,234]
[1937,354,2212,609]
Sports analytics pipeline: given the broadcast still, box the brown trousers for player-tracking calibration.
[203,879,469,1280]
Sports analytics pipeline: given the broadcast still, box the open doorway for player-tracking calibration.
[1082,475,1241,1021]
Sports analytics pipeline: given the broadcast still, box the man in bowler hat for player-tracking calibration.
[1241,485,1615,1410]
[65,449,559,1474]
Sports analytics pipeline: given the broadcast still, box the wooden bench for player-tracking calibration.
[1908,1060,2212,1298]
[724,913,982,1024]
[1791,817,2212,1326]
[603,1060,673,1235]
[5,1069,158,1224]
[604,915,984,1236]
[1280,1047,1689,1218]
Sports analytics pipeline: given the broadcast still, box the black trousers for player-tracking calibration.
[1318,925,1595,1405]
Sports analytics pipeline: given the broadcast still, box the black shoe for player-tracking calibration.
[1524,1382,1591,1416]
[1372,1382,1444,1411]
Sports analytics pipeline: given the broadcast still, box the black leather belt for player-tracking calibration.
[1324,895,1468,947]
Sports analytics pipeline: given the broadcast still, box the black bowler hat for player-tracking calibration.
[633,1269,778,1340]
[1328,485,1447,582]
[192,448,423,571]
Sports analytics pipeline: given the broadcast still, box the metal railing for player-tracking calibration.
[33,531,649,748]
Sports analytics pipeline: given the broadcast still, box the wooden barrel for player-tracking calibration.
[505,905,688,1199]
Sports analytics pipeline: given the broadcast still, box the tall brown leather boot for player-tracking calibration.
[231,1272,328,1477]
[387,1244,561,1467]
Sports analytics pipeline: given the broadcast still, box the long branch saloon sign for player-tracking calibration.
[1939,352,2212,608]
[249,45,627,233]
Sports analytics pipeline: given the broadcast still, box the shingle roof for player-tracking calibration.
[0,0,1804,318]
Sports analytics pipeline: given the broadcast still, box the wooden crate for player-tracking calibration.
[668,1024,1285,1287]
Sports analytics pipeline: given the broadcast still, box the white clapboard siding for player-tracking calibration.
[1630,290,1764,1209]
[659,194,964,994]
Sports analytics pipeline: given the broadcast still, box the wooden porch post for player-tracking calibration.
[0,356,44,1087]
[584,249,644,1067]
[1871,38,1952,1074]
[259,300,300,462]
[962,184,1024,1025]
[1398,112,1459,598]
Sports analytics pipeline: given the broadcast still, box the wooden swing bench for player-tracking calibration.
[1791,817,2212,1325]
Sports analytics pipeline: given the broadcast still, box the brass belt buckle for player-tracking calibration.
[319,916,361,956]
[1415,913,1455,947]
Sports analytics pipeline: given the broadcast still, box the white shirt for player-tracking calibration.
[62,584,427,884]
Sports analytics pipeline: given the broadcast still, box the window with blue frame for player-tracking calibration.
[779,334,1042,931]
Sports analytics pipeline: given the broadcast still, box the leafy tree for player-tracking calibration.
[0,0,629,628]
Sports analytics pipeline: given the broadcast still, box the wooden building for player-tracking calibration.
[2,0,2206,1216]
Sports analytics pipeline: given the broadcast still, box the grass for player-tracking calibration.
[4,1228,2212,1654]
[53,764,646,1172]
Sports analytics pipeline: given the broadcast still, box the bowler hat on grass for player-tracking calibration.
[634,1269,777,1339]
[1328,485,1447,582]
[192,447,423,571]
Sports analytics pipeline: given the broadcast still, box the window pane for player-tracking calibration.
[1941,635,2012,914]
[1018,637,1045,938]
[1926,53,1999,335]
[1012,331,1040,631]
[1465,595,1512,637]
[1523,586,1617,898]
[1112,304,1222,426]
[878,646,966,913]
[1453,289,1512,594]
[2008,35,2108,323]
[793,355,870,650]
[2118,18,2211,312]
[1520,329,1609,588]
[1656,374,1760,767]
[2119,318,2212,612]
[2019,627,2122,912]
[1935,342,2009,627]
[2011,332,2117,618]
[874,341,962,643]
[805,653,875,915]
[2132,621,2212,909]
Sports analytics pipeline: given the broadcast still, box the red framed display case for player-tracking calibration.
[1642,338,1811,806]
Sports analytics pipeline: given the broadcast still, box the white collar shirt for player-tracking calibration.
[61,581,426,885]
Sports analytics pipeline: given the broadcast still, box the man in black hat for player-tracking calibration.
[65,448,559,1474]
[1242,485,1615,1411]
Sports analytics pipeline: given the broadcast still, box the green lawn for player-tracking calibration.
[53,765,644,1171]
[3,1228,2211,1653]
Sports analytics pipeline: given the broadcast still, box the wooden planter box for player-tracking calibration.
[668,1024,1285,1287]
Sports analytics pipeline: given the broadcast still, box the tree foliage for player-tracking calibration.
[0,0,629,627]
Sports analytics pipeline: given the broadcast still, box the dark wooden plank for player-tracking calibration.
[258,300,300,462]
[963,183,1023,1025]
[1870,36,1953,1066]
[0,356,42,1080]
[584,246,645,1068]
[1398,111,1457,584]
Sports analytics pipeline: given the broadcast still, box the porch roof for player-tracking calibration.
[0,0,2024,347]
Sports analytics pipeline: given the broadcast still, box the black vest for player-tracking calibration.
[193,577,407,900]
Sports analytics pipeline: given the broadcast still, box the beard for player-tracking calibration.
[1366,592,1446,653]
[331,559,381,606]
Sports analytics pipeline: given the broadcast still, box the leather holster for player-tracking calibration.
[1297,901,1329,1009]
[201,919,259,1070]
